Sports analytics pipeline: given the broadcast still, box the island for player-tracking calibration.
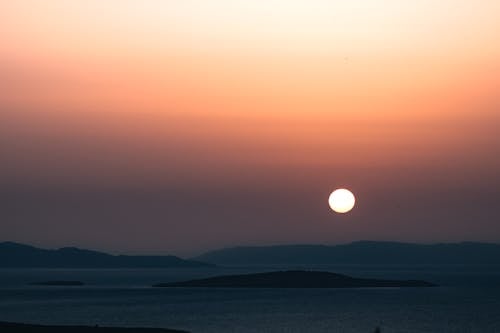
[0,322,189,333]
[153,270,436,288]
[29,281,85,286]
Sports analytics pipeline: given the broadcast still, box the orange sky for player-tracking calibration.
[0,1,499,254]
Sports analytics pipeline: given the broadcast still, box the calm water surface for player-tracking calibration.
[1,266,499,332]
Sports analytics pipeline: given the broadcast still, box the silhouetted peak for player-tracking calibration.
[57,247,109,256]
[195,241,500,265]
[0,241,39,250]
[0,241,211,268]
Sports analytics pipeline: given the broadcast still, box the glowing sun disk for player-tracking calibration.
[328,188,355,214]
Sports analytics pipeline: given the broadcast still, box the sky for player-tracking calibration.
[1,0,499,256]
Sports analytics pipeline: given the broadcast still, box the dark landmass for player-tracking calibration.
[0,322,188,333]
[153,270,436,288]
[29,280,84,286]
[0,242,210,268]
[194,241,500,266]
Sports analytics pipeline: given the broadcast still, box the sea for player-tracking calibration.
[1,265,500,333]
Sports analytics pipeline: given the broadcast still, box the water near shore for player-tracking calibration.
[1,266,499,333]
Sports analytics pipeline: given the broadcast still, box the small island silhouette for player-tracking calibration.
[29,281,85,286]
[153,270,436,288]
[0,322,188,333]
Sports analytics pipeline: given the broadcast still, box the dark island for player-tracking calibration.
[0,322,189,333]
[29,281,85,286]
[153,270,436,288]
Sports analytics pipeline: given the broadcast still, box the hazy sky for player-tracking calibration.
[1,1,499,256]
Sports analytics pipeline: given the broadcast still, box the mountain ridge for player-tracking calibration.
[194,241,500,266]
[0,242,210,268]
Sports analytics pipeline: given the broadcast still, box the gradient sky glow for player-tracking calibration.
[1,1,499,255]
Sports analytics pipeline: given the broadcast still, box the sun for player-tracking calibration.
[328,188,355,214]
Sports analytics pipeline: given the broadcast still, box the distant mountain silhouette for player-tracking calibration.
[194,241,500,266]
[0,242,210,268]
[153,270,436,288]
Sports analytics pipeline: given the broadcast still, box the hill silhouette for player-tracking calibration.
[0,242,210,268]
[153,270,436,288]
[194,241,500,266]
